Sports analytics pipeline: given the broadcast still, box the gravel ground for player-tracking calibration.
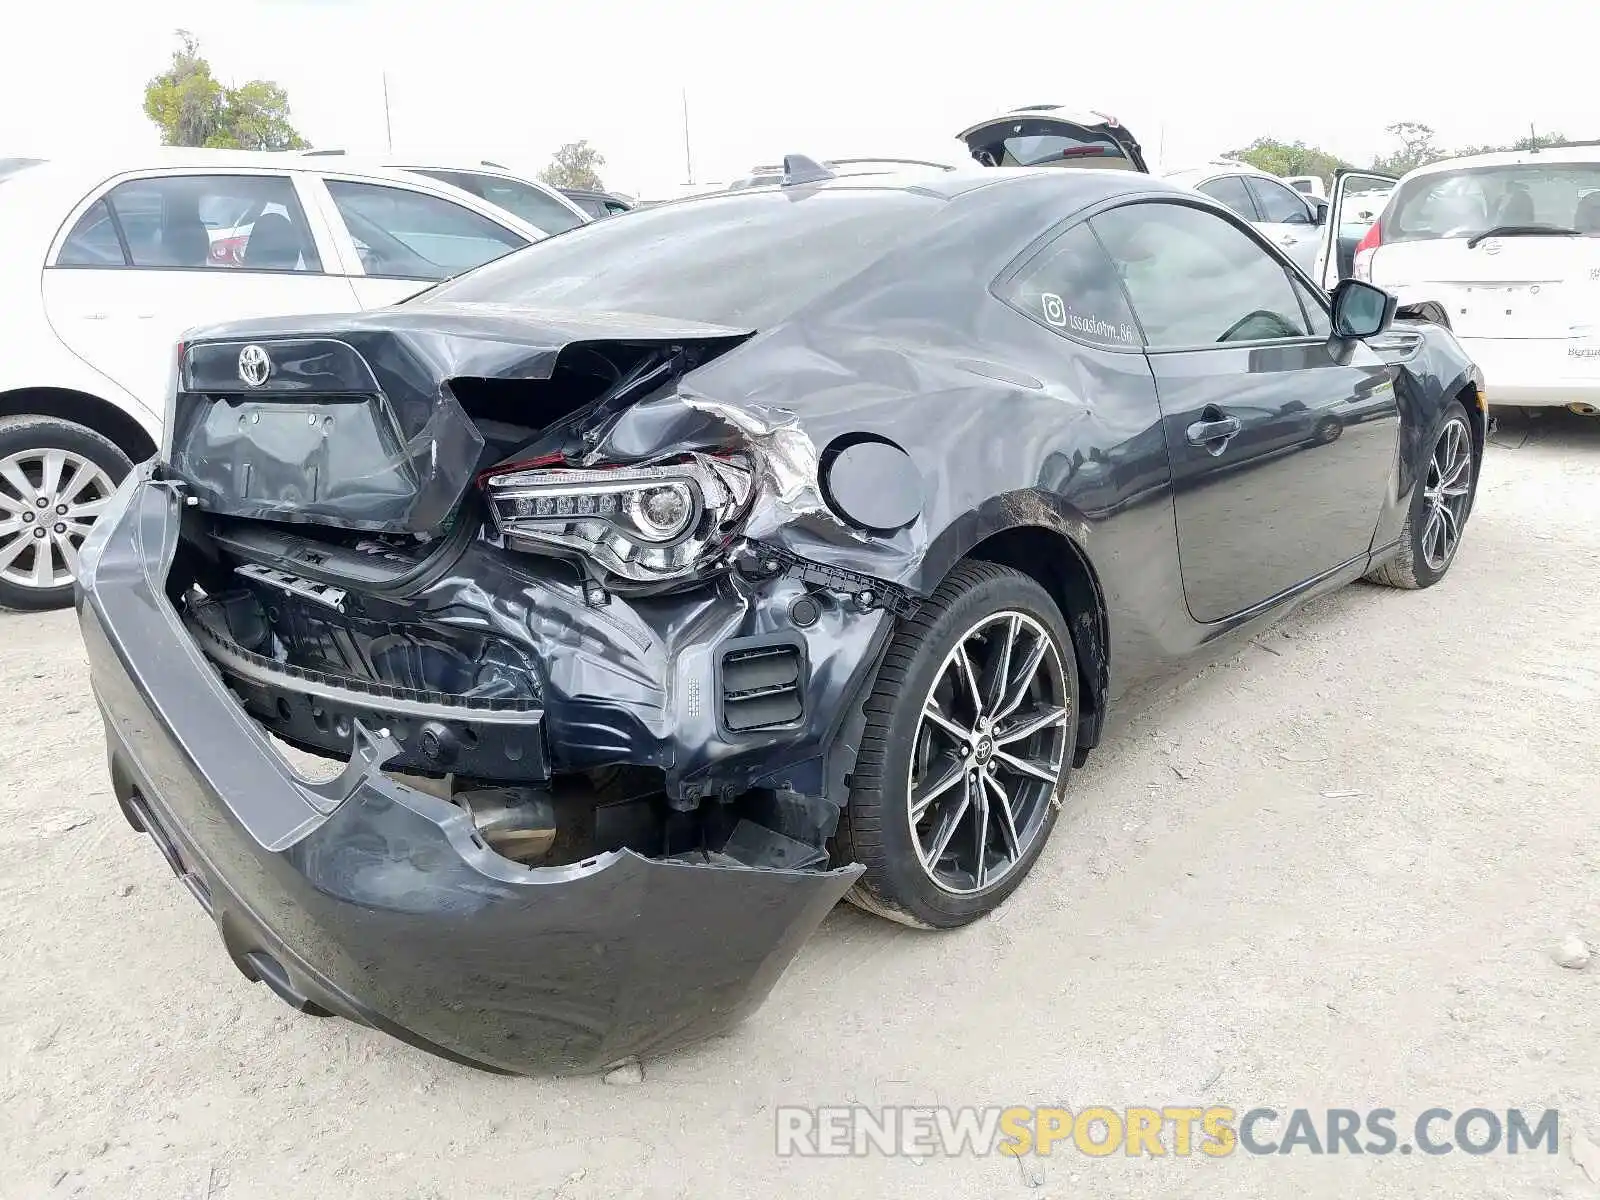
[2,409,1597,1200]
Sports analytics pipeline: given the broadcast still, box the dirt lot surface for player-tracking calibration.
[3,410,1597,1200]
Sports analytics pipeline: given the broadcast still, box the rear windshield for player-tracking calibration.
[0,157,45,183]
[1387,161,1600,241]
[423,187,944,327]
[966,119,1137,171]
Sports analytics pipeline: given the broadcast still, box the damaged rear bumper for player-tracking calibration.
[76,474,863,1075]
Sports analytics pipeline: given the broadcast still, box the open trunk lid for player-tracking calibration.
[168,302,751,533]
[957,106,1148,173]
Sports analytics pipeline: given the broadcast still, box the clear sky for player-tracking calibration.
[3,0,1596,198]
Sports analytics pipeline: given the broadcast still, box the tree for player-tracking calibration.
[1455,130,1572,157]
[1371,121,1445,176]
[143,30,309,151]
[539,140,606,191]
[1228,137,1353,186]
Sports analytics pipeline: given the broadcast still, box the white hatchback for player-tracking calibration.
[1331,146,1600,414]
[0,150,549,609]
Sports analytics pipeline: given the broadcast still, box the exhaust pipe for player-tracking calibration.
[1568,402,1600,417]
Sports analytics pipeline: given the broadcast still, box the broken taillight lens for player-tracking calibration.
[481,453,755,583]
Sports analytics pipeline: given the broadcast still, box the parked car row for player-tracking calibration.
[4,109,1596,611]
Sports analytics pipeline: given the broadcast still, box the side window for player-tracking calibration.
[97,174,320,271]
[58,199,127,266]
[1247,177,1313,225]
[999,223,1141,349]
[1091,202,1310,347]
[1197,176,1257,220]
[1291,275,1333,337]
[411,170,584,235]
[324,180,529,280]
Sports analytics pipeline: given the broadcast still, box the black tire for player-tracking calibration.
[0,416,132,612]
[835,562,1079,928]
[1365,401,1475,590]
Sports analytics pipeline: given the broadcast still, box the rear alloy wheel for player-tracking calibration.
[0,418,131,611]
[836,562,1078,928]
[1366,401,1475,590]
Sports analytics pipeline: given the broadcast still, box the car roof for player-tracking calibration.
[1400,143,1600,180]
[653,165,1195,210]
[1162,160,1273,185]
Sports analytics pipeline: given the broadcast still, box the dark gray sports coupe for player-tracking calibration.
[76,159,1484,1074]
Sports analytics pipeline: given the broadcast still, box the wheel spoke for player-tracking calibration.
[984,772,1022,861]
[910,756,965,821]
[66,496,109,521]
[984,614,1020,713]
[37,450,66,504]
[30,539,56,587]
[1437,503,1458,552]
[993,637,1047,722]
[0,491,25,516]
[922,701,972,744]
[994,704,1069,746]
[1421,507,1444,564]
[922,784,971,870]
[0,531,31,573]
[970,776,989,889]
[994,747,1058,784]
[57,461,104,505]
[0,461,38,504]
[954,642,984,720]
[52,531,80,578]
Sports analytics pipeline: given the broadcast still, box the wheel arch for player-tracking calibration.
[0,387,157,465]
[921,499,1110,763]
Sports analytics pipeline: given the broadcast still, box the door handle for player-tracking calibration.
[1186,414,1242,452]
[1278,234,1298,245]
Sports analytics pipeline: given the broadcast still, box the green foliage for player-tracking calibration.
[1370,121,1447,176]
[143,30,309,151]
[538,140,606,191]
[1228,137,1353,186]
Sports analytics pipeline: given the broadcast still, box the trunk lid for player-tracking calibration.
[169,303,752,534]
[956,107,1148,173]
[1372,237,1600,339]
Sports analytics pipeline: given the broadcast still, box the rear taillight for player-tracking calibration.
[481,452,755,584]
[1353,220,1382,282]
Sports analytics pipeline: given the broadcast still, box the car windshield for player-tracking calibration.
[409,169,586,236]
[424,187,944,327]
[1387,161,1600,241]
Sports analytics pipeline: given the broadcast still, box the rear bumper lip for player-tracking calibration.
[1454,335,1600,406]
[76,472,863,1075]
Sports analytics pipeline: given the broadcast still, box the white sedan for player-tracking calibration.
[0,149,549,610]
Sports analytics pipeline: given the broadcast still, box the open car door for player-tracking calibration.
[958,107,1148,173]
[1314,169,1398,289]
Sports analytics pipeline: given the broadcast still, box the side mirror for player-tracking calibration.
[1331,279,1397,339]
[1310,198,1329,226]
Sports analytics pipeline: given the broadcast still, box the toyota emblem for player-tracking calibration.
[237,344,272,387]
